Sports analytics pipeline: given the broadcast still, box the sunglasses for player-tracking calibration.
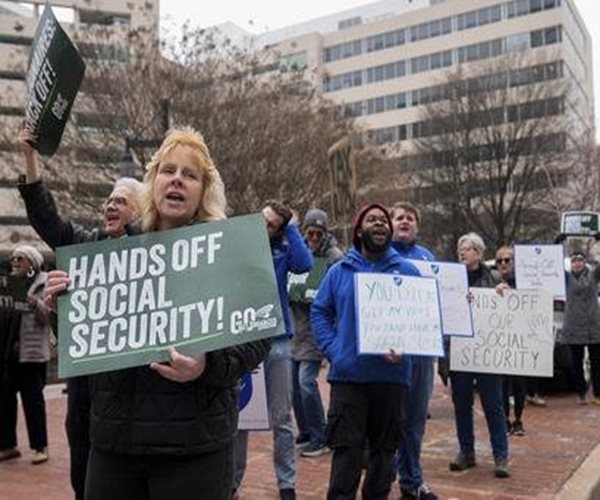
[496,258,511,264]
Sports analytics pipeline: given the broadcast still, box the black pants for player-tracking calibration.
[502,375,527,422]
[326,382,406,500]
[570,343,600,398]
[65,377,91,500]
[0,361,47,451]
[85,445,234,500]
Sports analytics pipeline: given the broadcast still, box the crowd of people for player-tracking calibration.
[0,126,599,500]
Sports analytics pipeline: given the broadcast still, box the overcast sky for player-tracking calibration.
[160,0,600,135]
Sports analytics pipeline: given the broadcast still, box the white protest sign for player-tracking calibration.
[356,273,443,356]
[514,244,566,299]
[238,363,269,431]
[450,288,554,376]
[408,260,473,337]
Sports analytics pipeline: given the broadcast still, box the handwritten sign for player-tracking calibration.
[514,244,566,299]
[238,363,269,431]
[450,288,554,376]
[408,260,473,337]
[356,273,443,356]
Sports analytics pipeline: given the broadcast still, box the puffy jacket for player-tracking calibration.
[17,271,51,363]
[311,246,420,385]
[391,240,435,262]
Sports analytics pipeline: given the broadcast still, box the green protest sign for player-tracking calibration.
[25,5,86,157]
[288,257,329,303]
[56,214,284,378]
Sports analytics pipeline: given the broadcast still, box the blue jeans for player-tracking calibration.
[234,338,295,491]
[450,371,508,460]
[292,360,326,447]
[396,357,434,491]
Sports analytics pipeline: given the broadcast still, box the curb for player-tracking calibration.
[556,442,600,500]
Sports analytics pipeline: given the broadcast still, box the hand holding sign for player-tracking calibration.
[150,347,207,383]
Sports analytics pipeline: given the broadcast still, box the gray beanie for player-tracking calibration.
[303,209,329,230]
[12,245,44,270]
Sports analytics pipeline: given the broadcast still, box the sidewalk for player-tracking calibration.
[1,375,600,499]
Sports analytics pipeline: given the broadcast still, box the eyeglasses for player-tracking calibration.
[496,258,511,264]
[306,229,325,239]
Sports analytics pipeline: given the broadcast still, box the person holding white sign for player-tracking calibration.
[390,201,438,500]
[562,250,600,405]
[449,233,510,478]
[44,128,271,500]
[311,203,420,500]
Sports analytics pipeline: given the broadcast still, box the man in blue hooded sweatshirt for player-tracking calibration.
[311,203,420,500]
[234,200,313,500]
[390,201,438,500]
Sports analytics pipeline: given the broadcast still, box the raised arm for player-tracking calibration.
[284,223,313,274]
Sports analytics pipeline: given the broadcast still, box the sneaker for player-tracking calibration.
[279,489,296,500]
[494,457,510,478]
[526,395,546,407]
[589,397,600,406]
[31,448,48,465]
[0,448,21,461]
[400,483,439,499]
[300,443,331,458]
[449,452,476,471]
[511,420,526,436]
[295,435,310,449]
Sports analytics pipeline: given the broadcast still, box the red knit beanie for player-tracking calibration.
[352,203,393,249]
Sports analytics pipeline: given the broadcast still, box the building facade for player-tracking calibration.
[0,0,158,256]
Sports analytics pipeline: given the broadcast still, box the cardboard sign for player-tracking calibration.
[355,273,443,357]
[288,256,329,303]
[57,214,284,377]
[408,260,473,337]
[514,244,566,299]
[238,364,270,431]
[450,288,554,376]
[25,6,85,157]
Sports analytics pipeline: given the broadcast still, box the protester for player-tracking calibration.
[0,245,51,465]
[291,208,342,458]
[449,232,510,478]
[44,128,271,500]
[17,127,143,499]
[562,250,600,405]
[233,200,313,500]
[311,203,419,500]
[390,201,438,500]
[495,245,528,436]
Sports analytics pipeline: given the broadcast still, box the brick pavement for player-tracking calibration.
[1,373,599,500]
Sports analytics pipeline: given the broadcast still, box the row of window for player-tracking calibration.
[395,133,567,173]
[322,0,562,63]
[339,61,564,118]
[365,96,565,145]
[323,26,562,93]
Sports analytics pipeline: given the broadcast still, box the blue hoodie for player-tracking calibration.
[391,240,435,261]
[271,223,313,336]
[311,246,420,385]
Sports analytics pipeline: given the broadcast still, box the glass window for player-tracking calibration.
[545,26,559,44]
[457,14,466,31]
[441,17,452,34]
[384,63,395,80]
[544,0,557,7]
[367,99,376,115]
[398,125,407,141]
[396,61,406,77]
[397,93,407,108]
[430,52,442,69]
[418,23,429,40]
[490,5,502,22]
[385,32,396,48]
[323,48,331,62]
[491,38,503,56]
[516,0,529,15]
[374,97,385,113]
[374,66,385,82]
[458,47,466,63]
[396,29,406,45]
[531,29,544,47]
[442,50,453,66]
[353,71,362,86]
[466,11,477,29]
[478,7,490,25]
[531,0,542,12]
[385,94,396,111]
[410,26,418,42]
[430,20,441,37]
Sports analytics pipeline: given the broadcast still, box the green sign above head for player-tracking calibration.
[56,214,284,378]
[25,6,86,157]
[561,211,600,236]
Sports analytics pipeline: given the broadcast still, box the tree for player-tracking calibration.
[52,24,355,221]
[395,57,592,257]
